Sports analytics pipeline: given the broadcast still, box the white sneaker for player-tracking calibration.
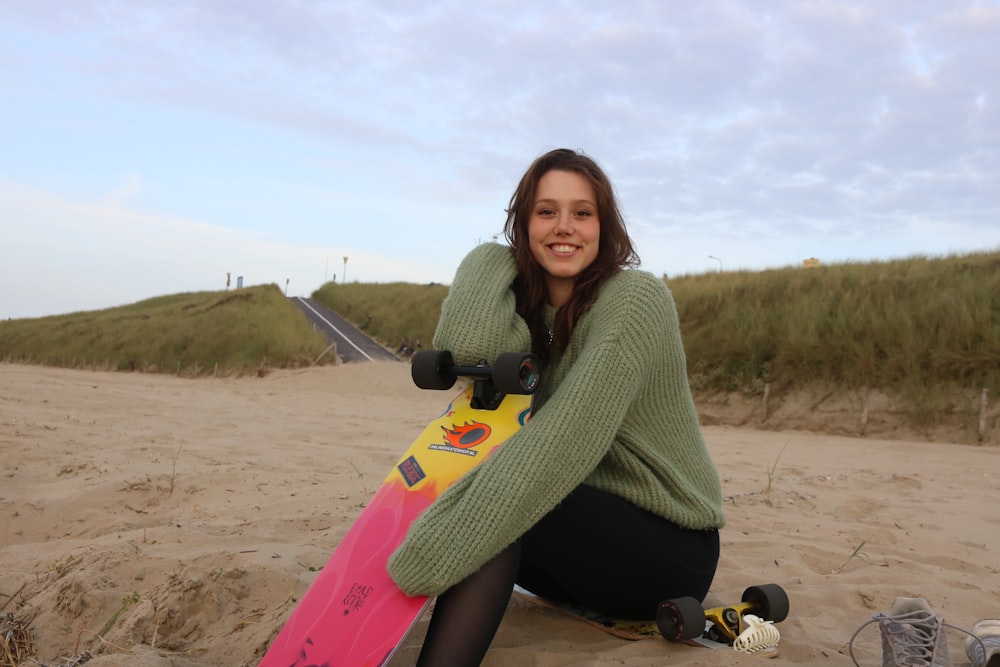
[966,619,1000,667]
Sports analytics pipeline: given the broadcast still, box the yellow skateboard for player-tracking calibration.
[260,351,539,666]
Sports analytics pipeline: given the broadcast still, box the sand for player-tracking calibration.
[1,361,998,666]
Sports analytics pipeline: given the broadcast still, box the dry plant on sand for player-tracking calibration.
[1,612,36,667]
[832,533,879,574]
[763,446,787,507]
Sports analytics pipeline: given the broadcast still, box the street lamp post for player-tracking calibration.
[343,256,349,283]
[708,255,723,272]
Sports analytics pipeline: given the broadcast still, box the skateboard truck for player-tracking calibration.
[656,583,789,644]
[411,350,540,410]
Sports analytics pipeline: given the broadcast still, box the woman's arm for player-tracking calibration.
[431,243,532,364]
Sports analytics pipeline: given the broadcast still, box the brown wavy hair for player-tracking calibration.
[504,148,639,363]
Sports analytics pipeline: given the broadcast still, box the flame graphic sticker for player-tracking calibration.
[441,421,491,449]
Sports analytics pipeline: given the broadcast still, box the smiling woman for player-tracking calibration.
[386,148,725,666]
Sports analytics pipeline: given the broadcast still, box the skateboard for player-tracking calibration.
[515,583,788,651]
[259,350,539,667]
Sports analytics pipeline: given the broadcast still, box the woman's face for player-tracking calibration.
[528,169,601,308]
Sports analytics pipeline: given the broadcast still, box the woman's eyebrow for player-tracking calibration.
[534,198,596,206]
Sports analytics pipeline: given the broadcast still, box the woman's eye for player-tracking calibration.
[536,208,555,216]
[575,209,593,217]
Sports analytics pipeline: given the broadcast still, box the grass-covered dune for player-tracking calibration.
[0,285,329,375]
[670,251,1000,399]
[668,250,999,442]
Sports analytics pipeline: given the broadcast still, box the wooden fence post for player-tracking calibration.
[761,382,771,422]
[980,388,990,443]
[859,385,869,436]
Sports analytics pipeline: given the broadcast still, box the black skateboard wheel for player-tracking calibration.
[656,595,706,642]
[741,584,789,623]
[492,352,540,395]
[411,350,457,390]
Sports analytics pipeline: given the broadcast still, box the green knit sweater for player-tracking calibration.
[387,243,725,597]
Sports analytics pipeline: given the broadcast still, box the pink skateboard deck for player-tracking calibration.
[259,382,532,666]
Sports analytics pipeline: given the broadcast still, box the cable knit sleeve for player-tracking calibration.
[431,243,532,363]
[387,269,676,597]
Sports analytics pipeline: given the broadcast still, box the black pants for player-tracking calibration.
[415,484,720,666]
[518,484,719,619]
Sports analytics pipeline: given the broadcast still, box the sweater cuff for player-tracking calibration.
[387,537,445,597]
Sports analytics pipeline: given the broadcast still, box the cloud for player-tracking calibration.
[2,1,999,316]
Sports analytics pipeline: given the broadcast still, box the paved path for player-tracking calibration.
[290,297,399,364]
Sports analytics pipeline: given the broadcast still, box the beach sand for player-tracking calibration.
[2,362,998,666]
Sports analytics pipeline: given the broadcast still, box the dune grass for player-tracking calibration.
[0,284,328,375]
[668,250,1000,409]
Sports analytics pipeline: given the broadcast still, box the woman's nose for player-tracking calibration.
[553,212,572,233]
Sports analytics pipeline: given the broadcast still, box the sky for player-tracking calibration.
[2,1,999,319]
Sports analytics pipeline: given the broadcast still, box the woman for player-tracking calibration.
[388,148,725,666]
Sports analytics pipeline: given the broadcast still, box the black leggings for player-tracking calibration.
[414,484,720,666]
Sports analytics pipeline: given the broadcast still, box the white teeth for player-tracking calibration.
[551,244,577,253]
